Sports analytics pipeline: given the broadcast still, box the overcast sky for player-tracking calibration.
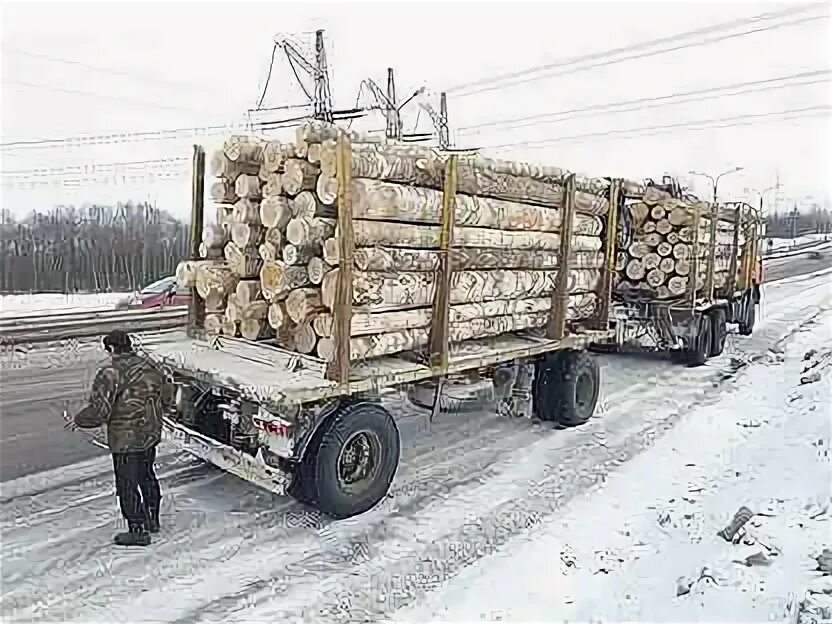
[1,0,830,217]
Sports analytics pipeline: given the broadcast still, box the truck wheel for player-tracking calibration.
[685,314,712,367]
[738,294,756,336]
[533,351,601,427]
[708,309,727,357]
[301,402,400,519]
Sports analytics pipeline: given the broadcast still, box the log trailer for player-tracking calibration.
[140,137,618,519]
[595,177,764,365]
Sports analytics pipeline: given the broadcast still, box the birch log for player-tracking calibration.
[322,241,605,272]
[320,267,601,311]
[260,196,291,230]
[234,174,262,199]
[348,178,603,234]
[313,294,598,338]
[345,220,602,252]
[280,159,318,196]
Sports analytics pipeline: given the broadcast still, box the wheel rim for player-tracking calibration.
[336,430,382,494]
[575,371,595,409]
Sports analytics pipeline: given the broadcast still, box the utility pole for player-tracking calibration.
[313,30,333,123]
[385,68,400,140]
[689,166,743,204]
[438,92,449,150]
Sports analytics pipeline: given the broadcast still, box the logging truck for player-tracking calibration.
[596,176,765,365]
[142,129,618,519]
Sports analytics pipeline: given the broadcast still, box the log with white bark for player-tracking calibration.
[267,302,286,330]
[320,267,601,311]
[232,199,261,225]
[290,191,335,219]
[209,179,236,203]
[176,260,217,288]
[646,268,666,288]
[263,173,283,197]
[302,120,607,195]
[659,257,675,273]
[259,260,311,300]
[316,301,598,361]
[314,155,608,215]
[313,294,598,338]
[260,196,291,230]
[280,159,318,196]
[321,240,605,272]
[223,135,265,163]
[239,319,271,341]
[289,322,317,354]
[306,257,328,285]
[235,279,262,306]
[230,223,265,249]
[347,178,603,235]
[285,288,325,324]
[258,242,279,262]
[286,217,336,247]
[234,174,261,199]
[306,142,322,164]
[643,253,661,270]
[282,243,320,265]
[263,141,296,173]
[343,219,601,252]
[205,313,236,336]
[209,150,259,178]
[316,174,338,205]
[224,241,263,277]
[195,264,237,300]
[625,259,645,281]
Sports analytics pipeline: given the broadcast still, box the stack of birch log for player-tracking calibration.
[178,119,613,363]
[614,184,744,300]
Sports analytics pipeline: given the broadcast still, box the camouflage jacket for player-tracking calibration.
[88,352,173,454]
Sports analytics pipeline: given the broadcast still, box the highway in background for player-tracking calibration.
[1,245,830,483]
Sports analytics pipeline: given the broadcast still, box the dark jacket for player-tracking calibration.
[86,352,172,454]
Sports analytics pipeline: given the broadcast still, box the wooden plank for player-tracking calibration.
[595,177,620,329]
[726,203,743,294]
[704,202,719,300]
[547,173,576,339]
[329,133,354,385]
[189,145,206,336]
[428,155,459,371]
[687,201,702,308]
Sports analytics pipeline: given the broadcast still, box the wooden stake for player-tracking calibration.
[428,155,459,371]
[189,145,206,333]
[330,133,354,384]
[547,173,576,340]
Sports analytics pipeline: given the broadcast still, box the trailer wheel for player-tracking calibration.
[533,351,601,427]
[685,314,712,367]
[708,309,727,357]
[738,293,756,336]
[301,402,400,519]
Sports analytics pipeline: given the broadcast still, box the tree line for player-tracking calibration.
[765,204,832,238]
[0,202,190,294]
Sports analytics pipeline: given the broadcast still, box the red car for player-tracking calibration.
[116,276,191,310]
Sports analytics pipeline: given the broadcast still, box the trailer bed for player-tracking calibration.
[144,328,614,407]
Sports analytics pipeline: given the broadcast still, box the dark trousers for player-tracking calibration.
[112,446,161,532]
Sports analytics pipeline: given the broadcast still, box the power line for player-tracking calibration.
[447,7,829,97]
[457,70,832,134]
[481,105,831,150]
[1,158,190,180]
[2,46,217,95]
[3,79,206,113]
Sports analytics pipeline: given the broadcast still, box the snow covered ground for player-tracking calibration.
[0,268,830,622]
[0,292,129,318]
[398,306,832,623]
[765,233,830,254]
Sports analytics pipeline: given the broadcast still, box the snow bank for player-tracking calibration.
[765,234,830,253]
[0,292,129,318]
[397,312,832,623]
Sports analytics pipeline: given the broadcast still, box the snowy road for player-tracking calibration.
[0,259,830,621]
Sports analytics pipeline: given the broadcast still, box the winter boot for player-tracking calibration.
[146,518,161,534]
[114,529,151,547]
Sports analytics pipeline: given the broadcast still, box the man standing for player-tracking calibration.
[73,329,171,546]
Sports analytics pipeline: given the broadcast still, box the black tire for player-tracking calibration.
[738,293,756,336]
[708,308,727,357]
[533,351,601,427]
[685,314,712,367]
[301,402,400,519]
